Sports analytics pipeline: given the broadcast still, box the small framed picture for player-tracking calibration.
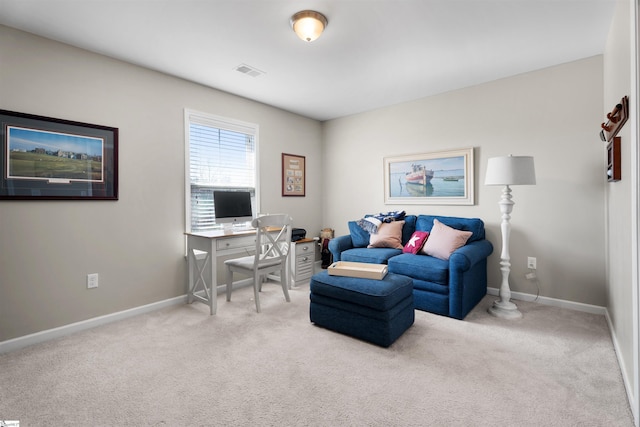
[282,153,305,197]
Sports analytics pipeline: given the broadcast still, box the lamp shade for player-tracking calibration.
[291,10,328,42]
[485,155,536,186]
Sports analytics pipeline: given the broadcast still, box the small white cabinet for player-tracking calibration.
[290,239,317,286]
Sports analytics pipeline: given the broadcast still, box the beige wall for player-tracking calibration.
[1,13,633,381]
[0,26,323,341]
[604,0,637,416]
[322,56,606,306]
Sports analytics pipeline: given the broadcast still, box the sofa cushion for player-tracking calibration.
[349,215,418,248]
[348,221,370,248]
[341,247,403,264]
[403,231,429,254]
[388,253,449,285]
[421,219,472,260]
[415,215,485,242]
[401,215,417,244]
[368,221,405,249]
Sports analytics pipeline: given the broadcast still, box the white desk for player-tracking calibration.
[185,228,288,315]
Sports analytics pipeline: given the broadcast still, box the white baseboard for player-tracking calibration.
[0,279,273,354]
[486,286,607,315]
[0,295,187,354]
[603,309,637,424]
[1,286,609,355]
[487,287,637,417]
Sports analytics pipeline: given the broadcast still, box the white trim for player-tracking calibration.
[183,108,260,235]
[185,108,258,135]
[0,286,614,354]
[0,279,262,355]
[0,295,186,354]
[184,108,193,234]
[632,2,640,426]
[486,286,606,315]
[606,308,637,425]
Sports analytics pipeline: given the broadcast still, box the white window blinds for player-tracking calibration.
[185,110,258,232]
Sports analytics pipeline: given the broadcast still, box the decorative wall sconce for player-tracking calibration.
[599,96,628,183]
[600,96,629,142]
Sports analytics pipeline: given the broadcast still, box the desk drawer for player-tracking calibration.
[217,235,256,250]
[296,255,314,278]
[296,241,315,255]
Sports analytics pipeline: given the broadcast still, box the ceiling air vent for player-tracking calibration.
[235,64,265,78]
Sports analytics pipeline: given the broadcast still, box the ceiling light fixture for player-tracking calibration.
[290,10,328,42]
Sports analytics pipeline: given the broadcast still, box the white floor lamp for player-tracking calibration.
[485,155,536,319]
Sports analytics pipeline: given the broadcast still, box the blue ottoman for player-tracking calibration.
[309,270,414,347]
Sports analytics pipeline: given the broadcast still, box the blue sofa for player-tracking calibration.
[328,215,493,320]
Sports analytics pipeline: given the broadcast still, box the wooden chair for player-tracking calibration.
[224,214,292,312]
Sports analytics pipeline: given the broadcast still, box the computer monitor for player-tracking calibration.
[213,190,253,227]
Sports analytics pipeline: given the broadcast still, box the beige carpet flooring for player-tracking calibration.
[0,282,634,426]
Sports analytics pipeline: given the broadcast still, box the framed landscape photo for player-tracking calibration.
[282,153,305,197]
[384,147,474,205]
[0,109,118,200]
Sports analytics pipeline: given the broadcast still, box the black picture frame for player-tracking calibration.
[0,109,118,200]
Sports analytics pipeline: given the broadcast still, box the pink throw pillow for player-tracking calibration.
[403,231,430,254]
[368,221,405,249]
[421,219,472,260]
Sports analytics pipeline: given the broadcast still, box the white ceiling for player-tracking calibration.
[0,0,616,121]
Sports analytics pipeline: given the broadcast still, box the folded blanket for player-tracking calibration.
[357,210,406,234]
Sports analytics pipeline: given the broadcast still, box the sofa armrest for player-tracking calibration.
[328,235,355,262]
[448,239,494,319]
[449,240,494,272]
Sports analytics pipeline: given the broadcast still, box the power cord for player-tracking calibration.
[525,268,540,302]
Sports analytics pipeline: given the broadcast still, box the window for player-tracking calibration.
[184,109,258,232]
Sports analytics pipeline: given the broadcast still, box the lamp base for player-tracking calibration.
[488,299,523,319]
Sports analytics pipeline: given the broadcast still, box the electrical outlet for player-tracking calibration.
[87,273,99,289]
[527,257,537,270]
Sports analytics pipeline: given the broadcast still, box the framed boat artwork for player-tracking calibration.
[384,147,474,205]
